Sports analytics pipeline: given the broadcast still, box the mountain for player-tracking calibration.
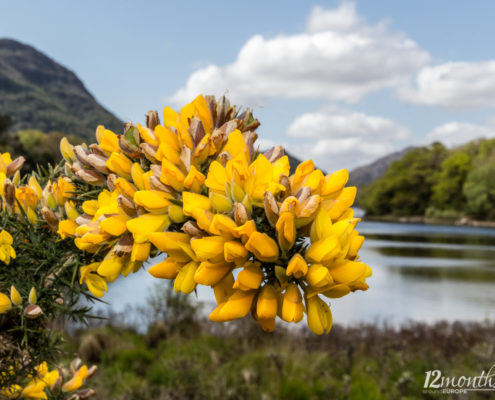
[349,147,416,187]
[0,39,122,141]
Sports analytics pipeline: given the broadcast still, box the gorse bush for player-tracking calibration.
[0,95,372,398]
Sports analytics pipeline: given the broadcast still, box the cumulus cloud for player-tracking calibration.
[399,61,495,109]
[169,2,429,106]
[285,106,410,172]
[426,120,495,147]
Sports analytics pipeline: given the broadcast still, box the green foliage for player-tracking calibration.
[67,321,495,400]
[360,143,448,216]
[360,137,495,220]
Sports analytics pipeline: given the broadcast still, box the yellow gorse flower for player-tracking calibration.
[0,230,16,265]
[55,95,371,334]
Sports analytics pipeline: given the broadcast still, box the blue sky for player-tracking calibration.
[2,0,495,171]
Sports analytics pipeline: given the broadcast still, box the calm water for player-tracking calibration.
[92,220,495,325]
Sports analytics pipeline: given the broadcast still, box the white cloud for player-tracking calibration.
[426,120,495,147]
[285,106,410,172]
[169,2,429,106]
[399,61,495,109]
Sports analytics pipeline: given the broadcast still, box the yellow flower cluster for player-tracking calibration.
[0,151,76,230]
[1,360,96,399]
[60,95,371,334]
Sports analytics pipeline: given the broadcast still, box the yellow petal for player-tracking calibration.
[126,213,170,243]
[209,289,255,322]
[194,261,231,286]
[256,285,278,320]
[174,261,198,294]
[245,232,279,262]
[182,192,211,216]
[233,262,263,291]
[148,258,182,279]
[286,254,308,278]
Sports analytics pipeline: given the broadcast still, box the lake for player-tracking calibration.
[90,220,495,326]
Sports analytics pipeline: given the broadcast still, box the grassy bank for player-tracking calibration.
[65,318,495,400]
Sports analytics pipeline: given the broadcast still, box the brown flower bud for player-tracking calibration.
[113,233,133,256]
[41,206,59,230]
[75,214,92,226]
[86,153,110,174]
[217,151,232,167]
[243,131,258,161]
[278,175,291,199]
[3,178,15,208]
[149,164,161,179]
[89,143,108,157]
[73,165,105,185]
[73,145,92,167]
[189,117,206,147]
[117,195,137,217]
[297,195,322,219]
[264,191,279,227]
[146,110,160,130]
[119,135,140,158]
[295,186,311,203]
[50,372,63,393]
[263,145,285,163]
[106,174,117,191]
[181,221,205,238]
[140,143,158,163]
[233,202,250,225]
[24,304,43,319]
[6,156,25,177]
[180,146,193,173]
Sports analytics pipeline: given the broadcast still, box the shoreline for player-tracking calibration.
[363,214,495,228]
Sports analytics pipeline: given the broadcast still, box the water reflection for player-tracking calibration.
[90,220,495,326]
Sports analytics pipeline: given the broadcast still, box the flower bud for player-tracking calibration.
[86,153,110,174]
[233,202,250,225]
[263,191,279,227]
[146,110,160,130]
[3,178,15,207]
[28,287,37,304]
[73,145,92,167]
[42,206,59,230]
[10,285,22,305]
[60,137,75,162]
[24,304,43,319]
[263,145,284,163]
[6,156,25,177]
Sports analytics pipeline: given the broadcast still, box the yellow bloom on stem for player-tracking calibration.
[275,212,296,252]
[80,262,108,298]
[328,260,369,285]
[160,159,185,192]
[21,378,47,399]
[321,169,348,197]
[194,261,231,286]
[114,177,137,199]
[256,285,278,320]
[97,127,118,153]
[106,153,133,180]
[126,213,170,243]
[100,215,130,236]
[174,261,199,294]
[209,191,233,213]
[223,241,248,264]
[149,232,196,262]
[209,214,237,238]
[184,165,206,193]
[62,365,88,393]
[306,236,341,264]
[148,258,183,279]
[306,264,334,289]
[233,262,263,290]
[281,284,304,323]
[286,254,308,278]
[0,292,12,313]
[0,230,16,264]
[182,192,211,216]
[306,295,332,335]
[321,284,351,299]
[10,285,21,305]
[168,204,186,223]
[245,232,279,262]
[209,289,256,322]
[131,242,151,262]
[97,254,126,282]
[191,236,226,263]
[133,190,172,214]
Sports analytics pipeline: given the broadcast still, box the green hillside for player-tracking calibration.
[0,38,122,141]
[359,138,495,221]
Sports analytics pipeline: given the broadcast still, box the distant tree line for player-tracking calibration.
[359,139,495,221]
[0,113,83,171]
